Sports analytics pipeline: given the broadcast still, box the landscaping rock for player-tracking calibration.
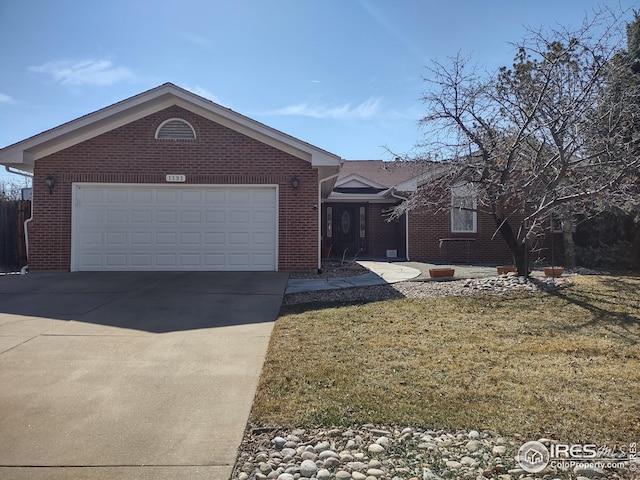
[299,459,317,478]
[367,443,385,453]
[316,469,331,480]
[465,440,483,452]
[272,436,287,449]
[232,426,629,480]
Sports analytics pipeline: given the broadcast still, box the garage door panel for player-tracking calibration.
[131,190,153,203]
[229,190,251,204]
[204,253,225,267]
[131,210,153,223]
[73,184,277,271]
[205,232,225,245]
[229,210,251,223]
[80,208,104,224]
[156,210,177,223]
[156,190,178,204]
[205,211,225,224]
[105,232,127,245]
[181,211,202,223]
[130,254,152,266]
[205,190,226,203]
[156,232,177,245]
[105,253,127,267]
[106,190,129,204]
[253,210,275,224]
[180,232,201,245]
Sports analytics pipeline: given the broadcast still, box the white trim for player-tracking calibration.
[389,188,410,261]
[71,182,279,272]
[335,173,386,189]
[318,172,340,270]
[155,118,196,139]
[327,191,398,203]
[0,83,342,170]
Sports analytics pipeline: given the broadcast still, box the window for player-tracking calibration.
[155,118,196,140]
[550,215,563,233]
[451,185,477,233]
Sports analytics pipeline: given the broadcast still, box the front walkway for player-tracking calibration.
[285,261,499,294]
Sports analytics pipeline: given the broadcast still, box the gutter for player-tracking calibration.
[318,172,341,271]
[389,188,410,261]
[5,166,33,274]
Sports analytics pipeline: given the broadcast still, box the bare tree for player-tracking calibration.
[394,8,640,276]
[0,176,30,201]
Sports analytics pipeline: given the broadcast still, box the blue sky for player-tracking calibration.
[0,0,636,183]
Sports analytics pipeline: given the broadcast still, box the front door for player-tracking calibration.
[332,205,359,257]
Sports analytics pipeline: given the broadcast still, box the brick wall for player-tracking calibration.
[30,105,319,271]
[367,203,405,258]
[408,207,514,264]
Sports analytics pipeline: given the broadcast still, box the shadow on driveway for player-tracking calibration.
[0,271,288,479]
[0,271,288,333]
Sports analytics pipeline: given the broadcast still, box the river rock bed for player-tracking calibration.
[232,425,632,480]
[284,273,571,306]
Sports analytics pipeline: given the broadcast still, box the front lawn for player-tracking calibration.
[251,275,640,443]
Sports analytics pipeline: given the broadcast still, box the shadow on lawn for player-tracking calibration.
[547,275,640,345]
[281,284,405,314]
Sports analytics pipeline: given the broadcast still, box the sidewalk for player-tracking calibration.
[285,261,421,294]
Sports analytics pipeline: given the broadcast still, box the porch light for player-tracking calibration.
[45,175,56,194]
[291,176,300,191]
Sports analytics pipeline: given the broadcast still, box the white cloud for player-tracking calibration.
[29,59,135,86]
[180,85,220,103]
[0,93,16,105]
[268,97,381,120]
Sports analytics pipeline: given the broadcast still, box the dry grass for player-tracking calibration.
[251,275,640,443]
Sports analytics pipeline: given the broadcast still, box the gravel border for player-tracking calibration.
[233,424,635,480]
[283,273,571,306]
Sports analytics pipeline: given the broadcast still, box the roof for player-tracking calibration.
[337,160,423,189]
[0,83,342,176]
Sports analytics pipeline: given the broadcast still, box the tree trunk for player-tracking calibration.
[561,216,576,269]
[513,244,529,277]
[494,216,530,277]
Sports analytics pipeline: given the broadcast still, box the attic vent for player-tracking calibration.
[155,118,196,140]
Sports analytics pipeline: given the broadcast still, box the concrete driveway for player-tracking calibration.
[0,271,288,480]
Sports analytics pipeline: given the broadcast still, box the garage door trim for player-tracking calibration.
[71,183,279,272]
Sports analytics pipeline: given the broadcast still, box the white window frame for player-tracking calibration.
[451,184,477,233]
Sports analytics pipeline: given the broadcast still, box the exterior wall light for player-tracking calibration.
[45,175,56,194]
[291,176,300,191]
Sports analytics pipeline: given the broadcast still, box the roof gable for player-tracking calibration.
[335,173,386,189]
[0,83,341,173]
[338,160,422,189]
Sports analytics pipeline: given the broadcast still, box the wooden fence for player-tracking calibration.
[0,200,31,273]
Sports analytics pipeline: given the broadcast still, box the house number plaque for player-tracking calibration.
[165,174,186,182]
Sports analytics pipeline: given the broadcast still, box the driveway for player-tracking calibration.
[0,271,288,480]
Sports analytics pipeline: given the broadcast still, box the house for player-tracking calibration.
[0,83,342,272]
[0,84,520,273]
[324,160,514,265]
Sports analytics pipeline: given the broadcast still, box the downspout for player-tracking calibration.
[389,188,410,261]
[318,172,341,271]
[5,166,34,274]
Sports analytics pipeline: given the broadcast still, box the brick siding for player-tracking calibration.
[30,106,318,271]
[408,207,514,264]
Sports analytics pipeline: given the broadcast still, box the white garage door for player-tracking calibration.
[72,184,277,271]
